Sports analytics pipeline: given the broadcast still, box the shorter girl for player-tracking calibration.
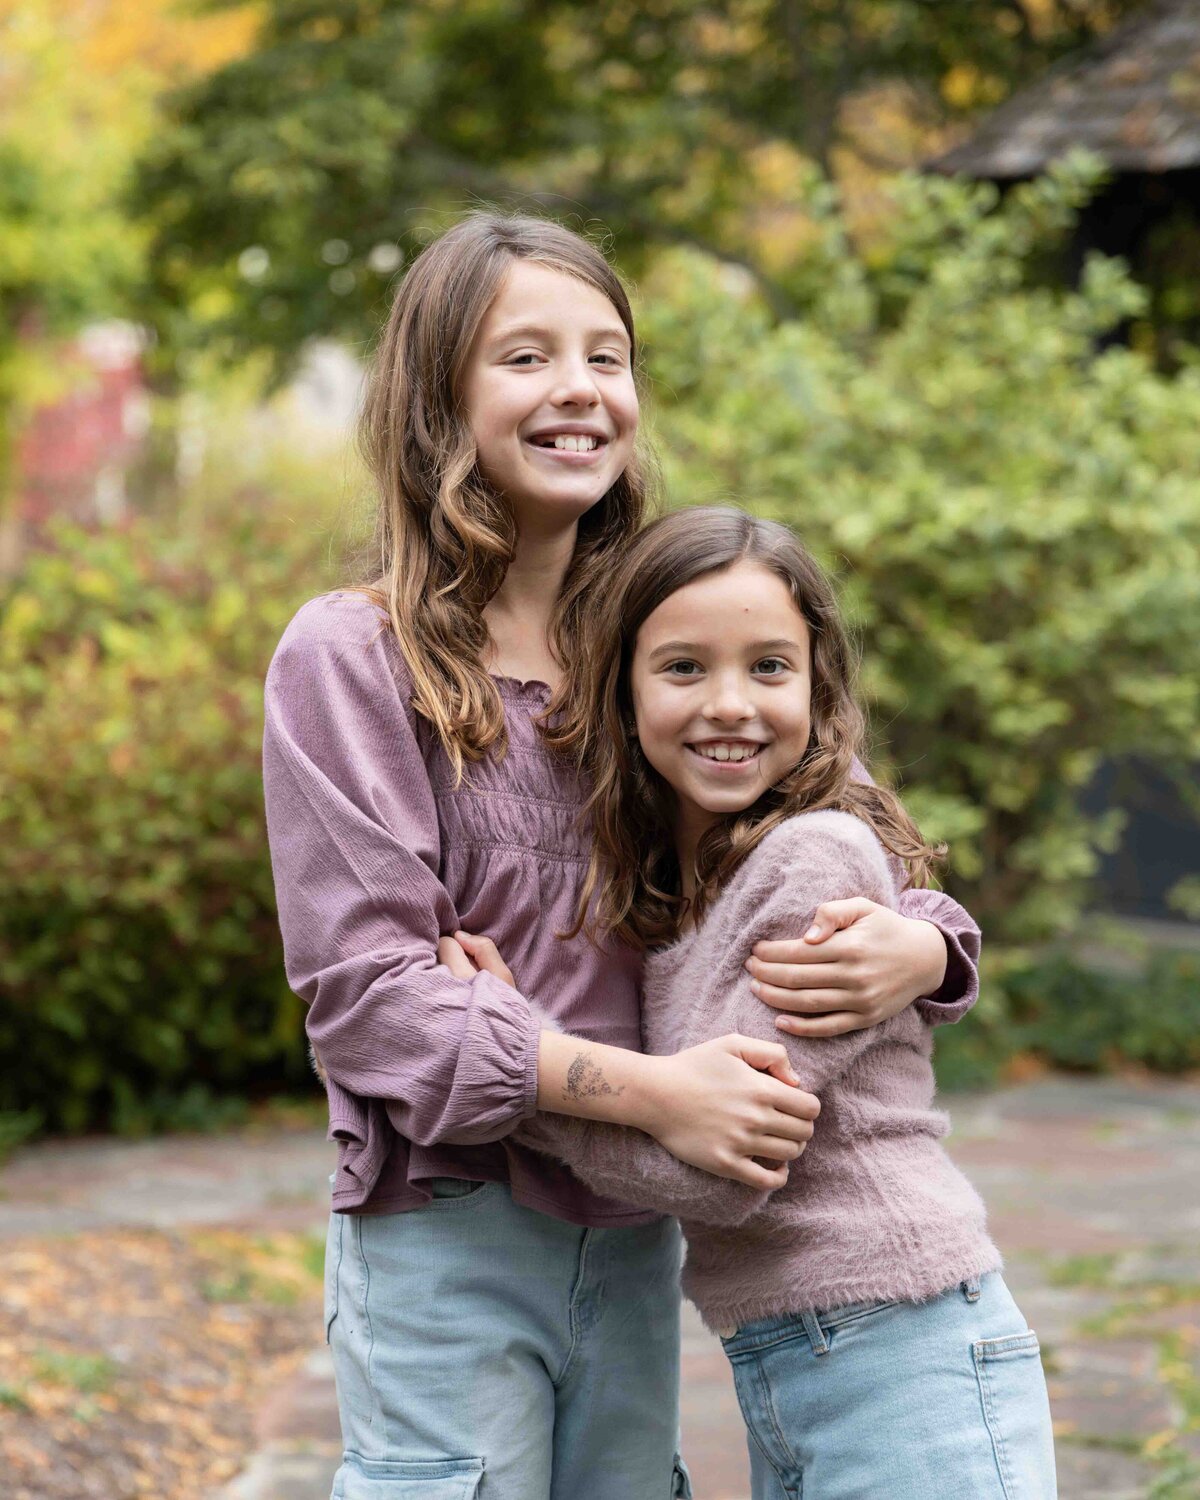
[445,507,1057,1499]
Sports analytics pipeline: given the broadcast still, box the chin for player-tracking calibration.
[531,487,617,524]
[690,788,757,815]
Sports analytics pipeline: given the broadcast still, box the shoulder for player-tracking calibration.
[737,810,895,902]
[276,590,391,656]
[270,591,411,692]
[759,808,884,863]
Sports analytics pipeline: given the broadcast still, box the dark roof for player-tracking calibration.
[930,0,1200,178]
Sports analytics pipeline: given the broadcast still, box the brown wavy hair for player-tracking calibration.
[355,211,655,778]
[547,507,945,949]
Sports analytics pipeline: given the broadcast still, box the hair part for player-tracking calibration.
[547,506,946,949]
[354,209,656,779]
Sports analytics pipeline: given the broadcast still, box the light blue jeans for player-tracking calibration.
[720,1273,1057,1499]
[324,1179,692,1499]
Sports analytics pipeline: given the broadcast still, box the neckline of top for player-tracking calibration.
[327,594,555,697]
[489,672,555,698]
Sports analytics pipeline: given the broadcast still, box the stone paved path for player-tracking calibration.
[4,1076,1198,1499]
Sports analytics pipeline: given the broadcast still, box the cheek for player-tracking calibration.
[464,374,516,451]
[615,386,640,440]
[632,688,680,761]
[771,701,812,759]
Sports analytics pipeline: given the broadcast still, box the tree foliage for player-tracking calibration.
[640,156,1200,941]
[133,0,1145,374]
[0,0,255,527]
[0,3,146,519]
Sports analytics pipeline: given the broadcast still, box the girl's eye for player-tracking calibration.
[506,352,543,366]
[664,661,701,678]
[754,658,789,676]
[590,352,622,366]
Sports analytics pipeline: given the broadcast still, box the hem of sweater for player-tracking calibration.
[686,1239,1003,1335]
[330,1181,662,1229]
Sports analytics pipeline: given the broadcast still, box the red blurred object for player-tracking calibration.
[16,322,150,531]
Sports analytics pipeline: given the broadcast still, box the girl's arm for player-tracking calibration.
[464,813,899,1225]
[516,1107,775,1226]
[440,934,817,1197]
[537,1028,817,1190]
[746,760,981,1035]
[264,595,542,1148]
[897,888,980,1024]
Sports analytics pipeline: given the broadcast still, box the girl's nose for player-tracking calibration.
[552,359,601,407]
[705,681,755,724]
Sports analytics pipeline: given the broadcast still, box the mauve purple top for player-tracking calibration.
[262,591,981,1227]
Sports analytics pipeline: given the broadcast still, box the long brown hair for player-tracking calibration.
[548,507,945,948]
[356,211,655,779]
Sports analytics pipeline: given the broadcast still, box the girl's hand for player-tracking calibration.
[438,931,515,988]
[637,1036,820,1191]
[745,902,948,1037]
[443,936,820,1189]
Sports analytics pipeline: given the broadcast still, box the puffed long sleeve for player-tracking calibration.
[263,597,542,1147]
[518,813,904,1226]
[848,758,981,1024]
[899,887,980,1026]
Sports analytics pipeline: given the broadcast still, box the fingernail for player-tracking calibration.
[804,925,820,939]
[749,979,761,994]
[743,958,755,972]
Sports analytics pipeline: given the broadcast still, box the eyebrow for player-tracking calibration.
[486,323,631,348]
[647,637,803,662]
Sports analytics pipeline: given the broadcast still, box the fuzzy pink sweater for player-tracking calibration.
[518,811,1000,1333]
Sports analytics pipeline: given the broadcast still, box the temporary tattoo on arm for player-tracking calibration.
[563,1051,625,1103]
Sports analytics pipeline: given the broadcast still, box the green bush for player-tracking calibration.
[642,155,1200,944]
[0,480,354,1132]
[934,948,1200,1092]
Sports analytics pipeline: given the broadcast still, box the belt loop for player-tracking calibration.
[801,1310,830,1356]
[961,1276,982,1303]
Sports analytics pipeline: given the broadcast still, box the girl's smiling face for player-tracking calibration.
[461,260,639,532]
[630,559,813,856]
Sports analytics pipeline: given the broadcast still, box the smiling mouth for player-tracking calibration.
[526,433,607,453]
[686,742,766,765]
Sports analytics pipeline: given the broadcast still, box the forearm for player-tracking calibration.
[535,1028,660,1129]
[515,1110,768,1226]
[307,963,542,1148]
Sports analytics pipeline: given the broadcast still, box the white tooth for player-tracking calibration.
[714,745,730,761]
[729,746,746,762]
[582,436,595,450]
[554,435,567,449]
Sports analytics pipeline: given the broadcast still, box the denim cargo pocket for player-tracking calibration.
[324,1213,344,1344]
[427,1177,488,1201]
[671,1452,694,1497]
[339,1454,484,1498]
[973,1330,1056,1500]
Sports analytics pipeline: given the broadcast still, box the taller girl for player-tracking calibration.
[263,214,983,1500]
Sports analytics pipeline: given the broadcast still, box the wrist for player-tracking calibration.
[617,1051,668,1136]
[910,918,949,998]
[536,1031,664,1128]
